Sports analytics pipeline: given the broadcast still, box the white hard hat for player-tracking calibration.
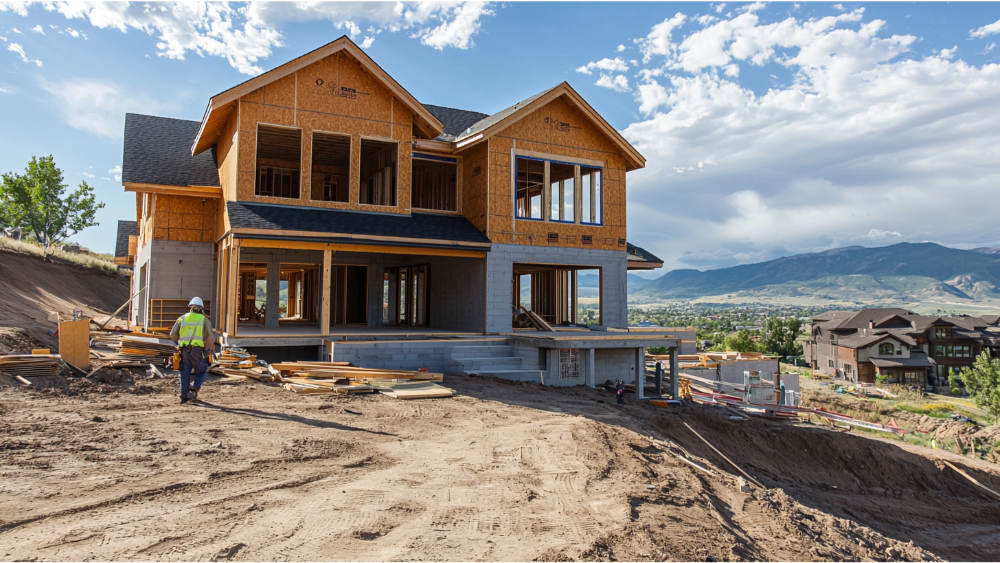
[189,297,204,308]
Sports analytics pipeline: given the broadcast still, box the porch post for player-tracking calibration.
[227,240,240,335]
[265,254,280,328]
[671,347,679,399]
[636,347,645,399]
[586,348,595,388]
[321,249,331,336]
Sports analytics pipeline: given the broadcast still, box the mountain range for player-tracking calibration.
[630,243,1000,312]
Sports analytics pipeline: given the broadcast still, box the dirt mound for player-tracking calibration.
[648,408,1000,561]
[0,248,129,346]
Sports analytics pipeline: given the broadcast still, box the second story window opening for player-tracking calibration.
[935,327,953,339]
[360,138,397,207]
[879,343,894,355]
[515,156,603,225]
[311,132,350,202]
[412,154,458,212]
[255,125,302,199]
[516,158,544,219]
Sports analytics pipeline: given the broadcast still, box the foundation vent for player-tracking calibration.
[582,235,593,246]
[618,238,627,247]
[547,232,559,243]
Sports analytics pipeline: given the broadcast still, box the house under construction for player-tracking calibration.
[118,36,679,391]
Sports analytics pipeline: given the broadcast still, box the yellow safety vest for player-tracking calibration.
[177,312,206,348]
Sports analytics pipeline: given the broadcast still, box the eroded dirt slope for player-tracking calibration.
[2,373,998,561]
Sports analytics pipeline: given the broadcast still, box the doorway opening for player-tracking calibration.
[383,265,429,326]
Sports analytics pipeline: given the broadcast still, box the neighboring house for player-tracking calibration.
[117,37,677,389]
[114,220,138,268]
[804,308,1000,387]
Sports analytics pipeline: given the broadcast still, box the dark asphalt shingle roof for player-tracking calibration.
[423,104,490,141]
[870,352,936,368]
[123,113,221,188]
[835,332,917,349]
[228,202,492,246]
[627,243,663,265]
[115,220,138,258]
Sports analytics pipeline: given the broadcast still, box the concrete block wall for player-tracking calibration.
[485,243,629,333]
[594,348,637,385]
[328,340,496,373]
[148,240,215,300]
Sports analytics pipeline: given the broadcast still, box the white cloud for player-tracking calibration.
[862,229,902,240]
[81,172,95,178]
[637,13,687,63]
[11,27,22,33]
[833,3,845,11]
[970,17,1000,39]
[30,24,42,33]
[59,27,86,39]
[617,44,625,52]
[7,42,41,66]
[41,79,161,138]
[714,3,727,14]
[620,6,1000,270]
[4,1,495,75]
[109,164,121,182]
[984,42,997,55]
[595,73,629,92]
[575,56,629,75]
[0,86,11,93]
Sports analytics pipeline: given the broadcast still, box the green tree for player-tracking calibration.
[758,317,804,358]
[0,155,104,251]
[711,329,759,353]
[959,352,1000,425]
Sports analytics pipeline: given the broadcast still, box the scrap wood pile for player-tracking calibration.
[208,348,269,381]
[90,332,177,363]
[512,306,554,331]
[268,362,454,399]
[0,354,63,384]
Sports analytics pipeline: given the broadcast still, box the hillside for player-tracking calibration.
[0,248,131,346]
[634,243,1000,312]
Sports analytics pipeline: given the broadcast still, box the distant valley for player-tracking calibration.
[628,243,1000,314]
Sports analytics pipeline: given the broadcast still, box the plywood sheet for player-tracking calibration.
[59,318,90,370]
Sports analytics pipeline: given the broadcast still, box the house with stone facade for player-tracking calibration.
[118,36,680,392]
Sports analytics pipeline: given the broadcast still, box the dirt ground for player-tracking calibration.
[2,368,999,562]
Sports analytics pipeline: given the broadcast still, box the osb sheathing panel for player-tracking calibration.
[152,194,218,244]
[458,141,489,233]
[217,111,239,201]
[232,51,412,213]
[485,96,628,252]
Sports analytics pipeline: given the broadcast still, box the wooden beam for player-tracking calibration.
[231,228,490,249]
[123,182,223,199]
[236,238,487,259]
[321,249,331,336]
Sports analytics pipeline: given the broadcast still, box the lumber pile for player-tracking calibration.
[0,354,63,383]
[208,348,268,381]
[90,332,177,363]
[268,362,453,399]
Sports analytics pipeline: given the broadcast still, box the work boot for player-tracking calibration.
[188,388,199,402]
[180,396,189,404]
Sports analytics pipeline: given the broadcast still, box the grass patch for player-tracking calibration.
[896,403,955,418]
[0,236,119,274]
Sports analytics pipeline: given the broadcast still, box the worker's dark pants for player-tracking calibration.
[179,346,208,400]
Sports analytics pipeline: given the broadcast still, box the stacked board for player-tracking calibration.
[268,362,453,399]
[0,354,62,381]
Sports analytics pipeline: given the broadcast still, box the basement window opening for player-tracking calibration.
[411,154,458,212]
[255,125,302,199]
[311,132,350,203]
[359,138,397,207]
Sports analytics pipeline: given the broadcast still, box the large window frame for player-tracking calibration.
[255,124,303,200]
[359,137,398,207]
[310,130,351,203]
[515,155,603,226]
[411,153,459,213]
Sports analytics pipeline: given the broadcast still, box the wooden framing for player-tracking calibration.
[236,237,487,258]
[124,182,223,199]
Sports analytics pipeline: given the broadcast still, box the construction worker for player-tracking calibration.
[170,297,216,404]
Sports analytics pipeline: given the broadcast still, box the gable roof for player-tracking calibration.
[227,202,491,248]
[423,104,490,140]
[626,243,663,268]
[191,36,445,156]
[114,220,138,258]
[123,114,221,188]
[452,82,645,171]
[835,331,916,349]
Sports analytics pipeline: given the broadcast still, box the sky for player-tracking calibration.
[1,1,999,275]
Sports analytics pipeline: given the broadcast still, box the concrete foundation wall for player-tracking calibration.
[148,241,214,301]
[485,244,629,333]
[328,339,499,373]
[594,348,637,384]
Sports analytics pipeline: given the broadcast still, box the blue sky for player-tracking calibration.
[2,2,1000,274]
